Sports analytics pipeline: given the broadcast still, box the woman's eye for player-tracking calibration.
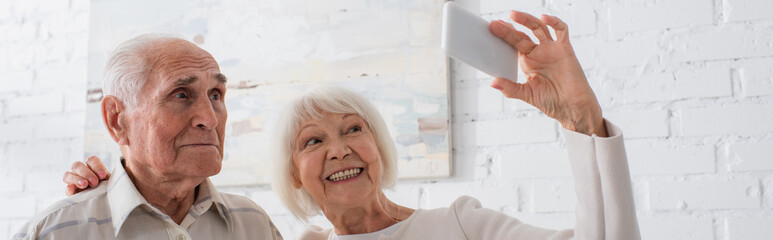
[305,138,322,147]
[347,126,362,133]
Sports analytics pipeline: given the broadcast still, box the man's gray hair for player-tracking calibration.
[102,33,184,108]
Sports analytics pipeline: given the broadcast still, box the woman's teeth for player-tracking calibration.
[327,168,362,181]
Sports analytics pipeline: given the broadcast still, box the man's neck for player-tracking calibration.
[122,158,203,225]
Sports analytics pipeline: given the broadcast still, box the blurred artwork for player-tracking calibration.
[85,0,450,185]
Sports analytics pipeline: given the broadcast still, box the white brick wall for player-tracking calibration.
[740,58,773,97]
[639,216,714,240]
[0,72,33,93]
[0,171,24,193]
[453,83,504,115]
[6,93,64,117]
[670,25,773,62]
[608,0,714,35]
[2,0,773,239]
[727,140,773,171]
[649,180,759,210]
[727,218,773,239]
[473,117,557,146]
[626,140,716,175]
[531,181,575,212]
[500,144,572,179]
[480,0,543,14]
[0,122,35,142]
[723,0,773,22]
[423,182,519,211]
[680,104,773,137]
[763,178,773,209]
[0,220,8,240]
[0,195,36,219]
[605,109,669,139]
[0,0,90,238]
[574,32,661,68]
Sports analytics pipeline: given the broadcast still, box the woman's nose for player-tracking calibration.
[326,137,352,161]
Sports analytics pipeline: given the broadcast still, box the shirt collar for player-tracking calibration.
[106,158,233,236]
[106,158,148,237]
[191,177,234,231]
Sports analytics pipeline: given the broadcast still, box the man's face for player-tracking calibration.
[123,40,227,180]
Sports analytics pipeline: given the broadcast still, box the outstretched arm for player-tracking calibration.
[484,10,639,239]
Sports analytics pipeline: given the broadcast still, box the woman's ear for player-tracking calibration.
[101,96,129,145]
[291,166,303,189]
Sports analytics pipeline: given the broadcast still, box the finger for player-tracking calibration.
[66,184,77,196]
[66,184,87,196]
[63,172,89,189]
[541,14,569,43]
[490,78,531,101]
[85,156,110,180]
[489,20,537,55]
[71,161,99,187]
[510,10,553,43]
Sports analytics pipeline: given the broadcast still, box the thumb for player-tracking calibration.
[491,78,529,101]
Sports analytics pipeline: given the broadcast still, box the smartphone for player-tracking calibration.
[441,1,518,82]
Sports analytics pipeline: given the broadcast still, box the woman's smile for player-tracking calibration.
[326,167,364,182]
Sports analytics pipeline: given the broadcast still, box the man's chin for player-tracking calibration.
[190,162,221,178]
[205,161,222,176]
[177,153,223,175]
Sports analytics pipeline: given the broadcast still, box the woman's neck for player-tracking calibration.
[323,191,415,235]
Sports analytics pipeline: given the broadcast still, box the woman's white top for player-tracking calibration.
[300,120,640,240]
[330,221,404,240]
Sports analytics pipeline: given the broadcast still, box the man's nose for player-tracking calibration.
[192,97,219,130]
[327,137,352,161]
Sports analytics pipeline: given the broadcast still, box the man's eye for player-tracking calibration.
[175,92,188,99]
[210,92,220,100]
[305,138,322,147]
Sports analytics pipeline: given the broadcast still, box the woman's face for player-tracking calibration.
[292,112,383,208]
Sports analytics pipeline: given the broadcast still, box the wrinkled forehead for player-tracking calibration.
[157,38,209,54]
[152,41,217,65]
[146,42,221,83]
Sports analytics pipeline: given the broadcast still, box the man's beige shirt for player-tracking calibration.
[13,161,283,240]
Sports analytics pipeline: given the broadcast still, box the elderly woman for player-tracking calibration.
[64,11,640,239]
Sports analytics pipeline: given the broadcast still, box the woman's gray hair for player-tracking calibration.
[270,85,398,221]
[102,33,183,108]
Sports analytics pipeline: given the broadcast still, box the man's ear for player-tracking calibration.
[101,96,129,145]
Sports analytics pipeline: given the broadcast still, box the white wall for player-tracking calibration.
[2,0,772,239]
[0,0,91,238]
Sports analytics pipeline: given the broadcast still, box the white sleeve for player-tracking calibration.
[562,120,641,240]
[451,120,639,240]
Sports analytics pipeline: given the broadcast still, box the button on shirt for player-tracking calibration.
[13,161,283,240]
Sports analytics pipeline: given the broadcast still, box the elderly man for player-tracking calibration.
[13,34,283,240]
